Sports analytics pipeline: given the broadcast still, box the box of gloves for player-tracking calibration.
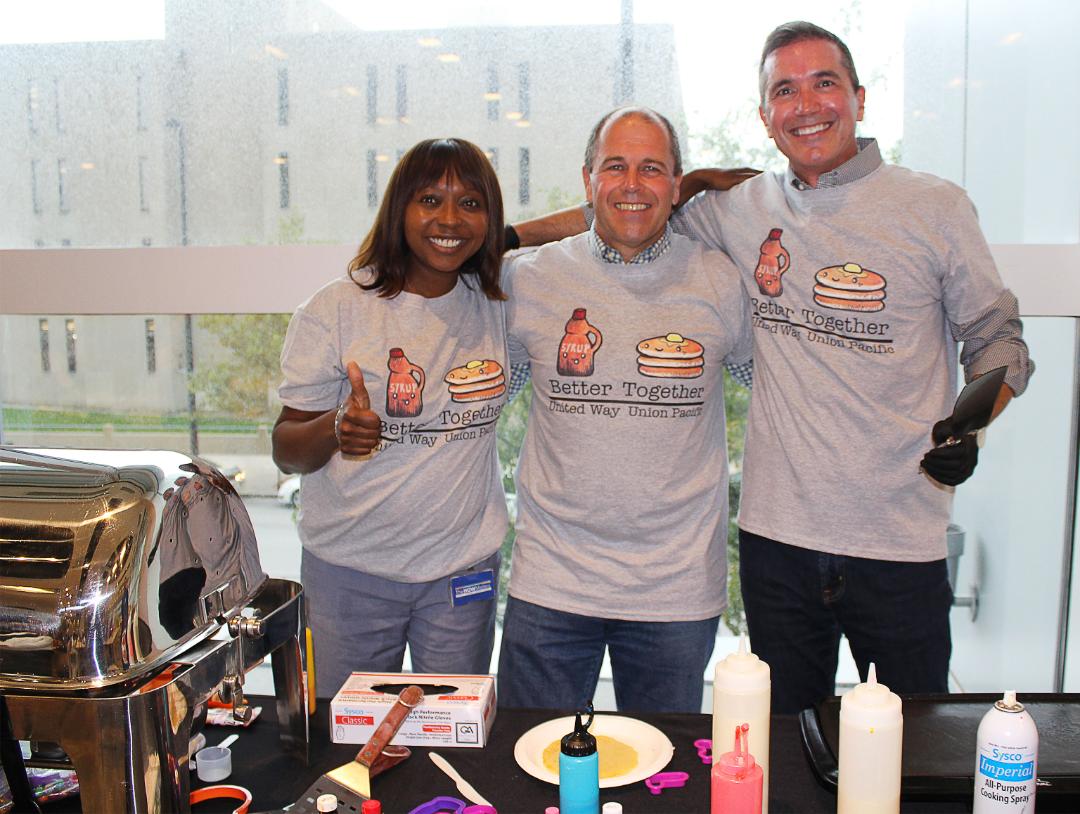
[330,672,496,748]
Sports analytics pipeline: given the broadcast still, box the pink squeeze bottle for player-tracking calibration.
[711,723,763,814]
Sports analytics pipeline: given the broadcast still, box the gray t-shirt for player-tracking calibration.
[673,146,1032,561]
[504,232,753,621]
[278,274,509,581]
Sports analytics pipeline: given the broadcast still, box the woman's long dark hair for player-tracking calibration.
[348,138,505,300]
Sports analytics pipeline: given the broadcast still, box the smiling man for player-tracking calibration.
[669,21,1034,712]
[496,107,753,713]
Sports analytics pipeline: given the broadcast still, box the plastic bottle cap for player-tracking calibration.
[602,803,623,813]
[716,723,758,778]
[996,689,1025,712]
[713,634,770,692]
[545,808,560,814]
[360,801,382,814]
[316,793,338,813]
[561,707,597,756]
[840,662,902,728]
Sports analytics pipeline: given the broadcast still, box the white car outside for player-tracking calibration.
[277,475,300,508]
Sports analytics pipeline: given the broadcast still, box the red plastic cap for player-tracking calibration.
[717,722,757,778]
[361,801,382,814]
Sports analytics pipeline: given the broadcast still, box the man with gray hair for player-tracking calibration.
[497,106,752,712]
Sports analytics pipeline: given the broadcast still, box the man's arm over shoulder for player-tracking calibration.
[512,168,758,249]
[676,167,761,207]
[513,206,588,248]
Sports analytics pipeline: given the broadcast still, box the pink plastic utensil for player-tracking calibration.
[644,771,689,795]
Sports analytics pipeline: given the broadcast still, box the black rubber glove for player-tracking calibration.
[920,417,979,486]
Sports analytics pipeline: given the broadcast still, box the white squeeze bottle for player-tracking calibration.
[712,635,771,813]
[973,691,1038,813]
[837,663,903,814]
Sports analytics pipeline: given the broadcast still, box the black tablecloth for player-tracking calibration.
[191,699,972,814]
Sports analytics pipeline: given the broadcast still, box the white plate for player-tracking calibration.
[513,714,674,788]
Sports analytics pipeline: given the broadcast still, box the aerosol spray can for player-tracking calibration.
[973,691,1038,813]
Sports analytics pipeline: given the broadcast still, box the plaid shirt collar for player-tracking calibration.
[787,137,881,191]
[588,224,673,265]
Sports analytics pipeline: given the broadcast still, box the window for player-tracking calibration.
[396,64,407,121]
[38,319,50,373]
[366,65,377,125]
[0,0,1077,701]
[57,158,68,213]
[615,14,633,104]
[277,67,289,126]
[367,149,377,207]
[138,155,149,212]
[277,152,289,209]
[27,80,38,135]
[53,76,62,135]
[517,62,530,121]
[145,318,156,373]
[487,147,498,172]
[486,65,499,121]
[518,147,530,205]
[30,159,41,215]
[136,73,146,130]
[64,318,77,373]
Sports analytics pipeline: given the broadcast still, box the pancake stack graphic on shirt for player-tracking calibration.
[636,333,705,378]
[813,263,888,312]
[444,359,506,402]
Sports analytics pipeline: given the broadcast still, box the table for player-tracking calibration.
[28,694,1078,812]
[192,699,976,814]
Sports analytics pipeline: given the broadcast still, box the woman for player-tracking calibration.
[272,138,509,697]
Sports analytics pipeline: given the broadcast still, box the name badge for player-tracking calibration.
[449,569,496,607]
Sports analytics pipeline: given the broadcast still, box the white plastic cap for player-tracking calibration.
[317,793,339,812]
[839,662,902,728]
[713,634,770,691]
[996,690,1025,712]
[602,803,624,814]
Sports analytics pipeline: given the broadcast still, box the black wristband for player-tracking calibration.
[504,224,521,251]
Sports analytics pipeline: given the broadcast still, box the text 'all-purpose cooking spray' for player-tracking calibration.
[974,691,1038,813]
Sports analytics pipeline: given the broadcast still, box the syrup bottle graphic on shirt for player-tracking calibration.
[753,228,790,297]
[385,347,425,417]
[557,308,603,376]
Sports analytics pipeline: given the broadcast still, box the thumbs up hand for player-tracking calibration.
[335,361,381,456]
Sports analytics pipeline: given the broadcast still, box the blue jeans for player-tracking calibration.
[739,529,952,714]
[497,597,719,713]
[302,548,499,698]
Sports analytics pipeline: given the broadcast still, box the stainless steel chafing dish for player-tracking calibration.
[0,448,308,813]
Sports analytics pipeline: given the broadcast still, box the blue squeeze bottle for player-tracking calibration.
[558,706,599,814]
